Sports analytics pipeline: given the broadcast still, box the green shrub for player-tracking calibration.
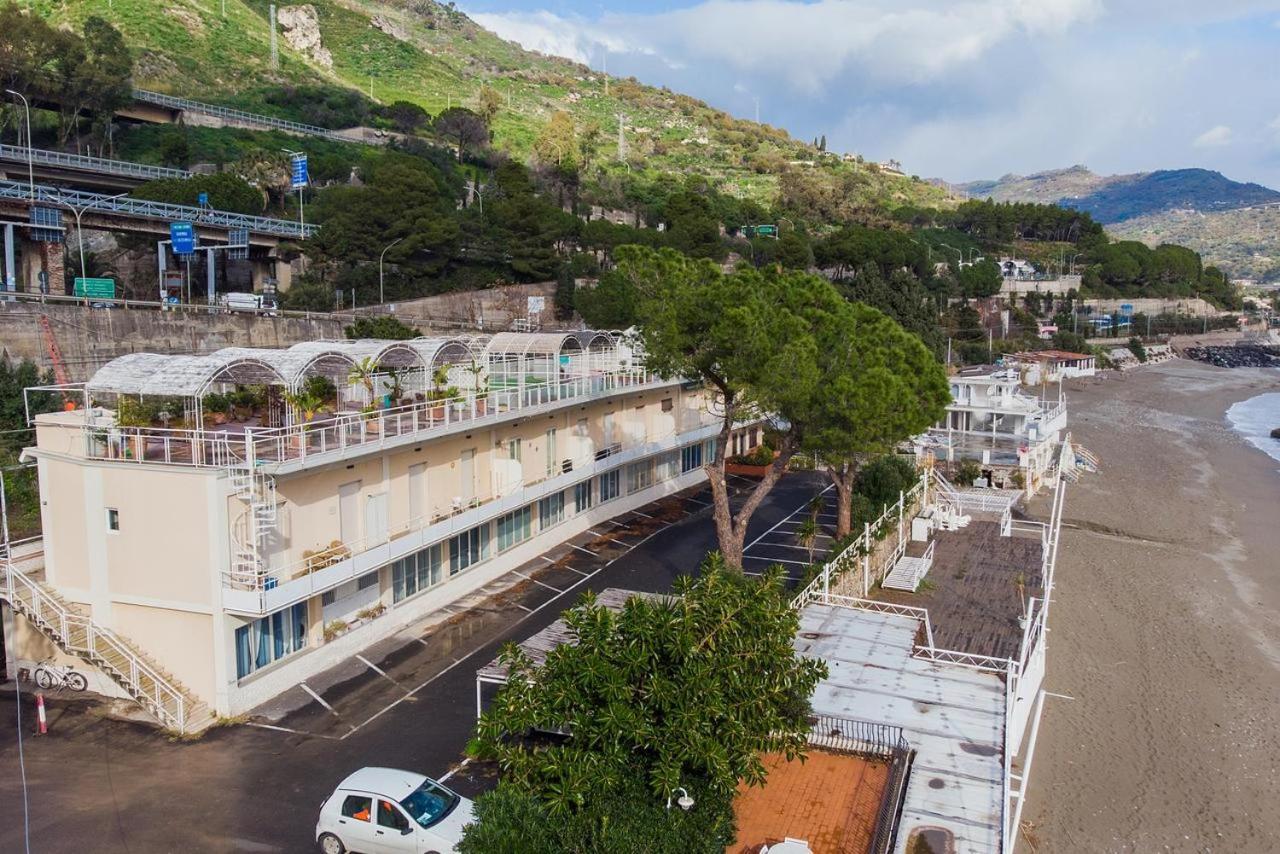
[855,455,918,509]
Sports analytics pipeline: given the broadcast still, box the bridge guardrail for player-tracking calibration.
[133,89,355,143]
[0,143,191,182]
[0,179,316,238]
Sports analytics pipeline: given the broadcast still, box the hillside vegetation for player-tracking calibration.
[32,0,945,213]
[960,165,1280,281]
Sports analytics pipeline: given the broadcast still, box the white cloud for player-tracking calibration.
[1193,125,1234,148]
[472,0,1102,93]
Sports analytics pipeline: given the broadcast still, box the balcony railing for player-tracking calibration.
[59,369,671,471]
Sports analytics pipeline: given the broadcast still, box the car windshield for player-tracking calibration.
[399,779,459,829]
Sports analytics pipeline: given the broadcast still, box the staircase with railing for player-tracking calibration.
[227,456,279,591]
[1,555,206,733]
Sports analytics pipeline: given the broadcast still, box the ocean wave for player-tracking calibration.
[1226,391,1280,466]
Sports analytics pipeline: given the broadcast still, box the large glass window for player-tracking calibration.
[235,602,308,680]
[599,469,621,503]
[496,506,533,552]
[391,544,444,603]
[627,460,652,494]
[681,442,703,473]
[574,480,593,513]
[449,523,490,575]
[656,451,680,482]
[539,492,565,529]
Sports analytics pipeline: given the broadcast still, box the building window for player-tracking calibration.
[321,590,336,607]
[105,508,119,531]
[391,544,444,604]
[234,602,308,680]
[704,438,717,461]
[357,571,379,591]
[627,460,652,494]
[661,397,673,412]
[539,492,565,529]
[496,506,533,552]
[449,523,490,575]
[681,442,703,473]
[507,438,522,462]
[574,418,589,437]
[599,469,621,503]
[656,451,680,482]
[574,480,593,513]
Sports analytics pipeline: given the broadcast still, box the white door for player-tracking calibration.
[460,449,475,502]
[366,492,388,544]
[338,481,361,546]
[408,463,427,525]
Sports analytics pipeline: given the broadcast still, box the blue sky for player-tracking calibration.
[460,0,1280,187]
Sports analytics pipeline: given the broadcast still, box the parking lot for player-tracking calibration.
[0,471,830,854]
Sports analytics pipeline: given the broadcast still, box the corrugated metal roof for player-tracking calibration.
[795,603,1006,854]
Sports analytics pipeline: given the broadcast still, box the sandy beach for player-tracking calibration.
[1023,359,1280,852]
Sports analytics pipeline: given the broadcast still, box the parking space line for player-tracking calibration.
[562,564,591,577]
[514,570,565,594]
[357,654,413,696]
[743,554,812,566]
[742,485,834,554]
[588,529,607,536]
[514,603,534,613]
[246,721,341,741]
[300,683,339,717]
[628,509,654,519]
[540,555,558,564]
[439,757,472,783]
[340,519,676,740]
[569,543,597,556]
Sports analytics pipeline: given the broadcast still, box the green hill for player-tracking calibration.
[33,0,945,213]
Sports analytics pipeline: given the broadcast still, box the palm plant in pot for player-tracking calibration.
[466,358,488,416]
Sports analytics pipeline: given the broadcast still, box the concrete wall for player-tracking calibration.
[359,281,558,332]
[0,301,343,381]
[1083,297,1224,318]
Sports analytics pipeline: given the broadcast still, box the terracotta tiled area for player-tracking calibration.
[730,749,890,854]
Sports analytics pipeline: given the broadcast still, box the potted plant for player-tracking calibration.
[348,357,378,408]
[203,392,231,426]
[284,389,324,423]
[361,403,382,433]
[384,367,406,410]
[466,359,488,416]
[428,364,452,420]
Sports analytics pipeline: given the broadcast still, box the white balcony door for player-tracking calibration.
[408,463,427,524]
[366,492,388,544]
[460,449,475,501]
[339,480,361,546]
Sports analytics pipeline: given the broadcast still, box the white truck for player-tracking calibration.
[220,292,278,315]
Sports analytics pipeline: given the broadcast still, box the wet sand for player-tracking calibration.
[1024,360,1280,852]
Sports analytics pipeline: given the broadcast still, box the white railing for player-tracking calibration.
[1,556,191,732]
[0,142,191,181]
[133,89,355,143]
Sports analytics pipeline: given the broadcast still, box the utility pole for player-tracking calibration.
[269,4,279,70]
[5,90,34,200]
[602,50,609,97]
[616,113,627,162]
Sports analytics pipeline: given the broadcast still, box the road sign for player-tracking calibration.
[527,295,546,314]
[73,277,116,299]
[198,192,209,207]
[755,224,778,237]
[290,153,309,189]
[170,221,196,255]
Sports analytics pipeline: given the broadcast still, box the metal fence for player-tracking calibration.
[0,143,190,182]
[0,179,315,238]
[807,714,913,854]
[132,89,356,144]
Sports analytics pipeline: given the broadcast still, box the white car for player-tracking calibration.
[315,767,475,854]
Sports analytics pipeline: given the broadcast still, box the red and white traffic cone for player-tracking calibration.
[35,693,47,735]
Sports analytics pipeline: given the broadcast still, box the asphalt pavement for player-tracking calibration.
[0,471,832,854]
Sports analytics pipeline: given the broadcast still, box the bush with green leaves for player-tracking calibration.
[1127,336,1148,363]
[855,455,920,510]
[344,315,421,340]
[469,555,826,830]
[458,774,734,854]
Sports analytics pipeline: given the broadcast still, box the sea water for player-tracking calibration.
[1227,390,1280,466]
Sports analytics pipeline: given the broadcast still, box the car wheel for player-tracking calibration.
[317,832,346,854]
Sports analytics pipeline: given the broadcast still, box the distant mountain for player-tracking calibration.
[958,166,1280,281]
[958,166,1280,224]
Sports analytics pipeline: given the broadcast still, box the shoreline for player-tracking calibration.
[1024,360,1280,851]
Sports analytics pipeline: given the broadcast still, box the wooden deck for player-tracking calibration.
[873,520,1043,661]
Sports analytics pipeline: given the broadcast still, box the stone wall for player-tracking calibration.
[356,281,561,332]
[0,301,343,381]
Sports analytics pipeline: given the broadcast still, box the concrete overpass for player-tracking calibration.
[0,179,312,297]
[0,143,191,191]
[126,90,395,146]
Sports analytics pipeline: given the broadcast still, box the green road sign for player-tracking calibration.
[755,224,778,237]
[73,277,116,299]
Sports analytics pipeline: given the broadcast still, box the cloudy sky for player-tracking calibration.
[459,0,1280,187]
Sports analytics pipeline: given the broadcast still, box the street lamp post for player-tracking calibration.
[5,89,34,200]
[62,191,129,285]
[379,236,404,305]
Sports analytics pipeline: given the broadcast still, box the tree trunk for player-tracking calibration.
[829,461,857,539]
[706,397,796,569]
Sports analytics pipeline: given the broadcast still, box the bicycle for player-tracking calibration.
[33,660,88,692]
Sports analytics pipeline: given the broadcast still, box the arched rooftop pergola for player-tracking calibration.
[484,332,585,359]
[88,348,289,399]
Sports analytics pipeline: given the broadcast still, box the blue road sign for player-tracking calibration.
[170,221,196,255]
[198,192,209,207]
[290,154,309,189]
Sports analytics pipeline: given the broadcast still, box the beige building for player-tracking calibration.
[3,331,754,730]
